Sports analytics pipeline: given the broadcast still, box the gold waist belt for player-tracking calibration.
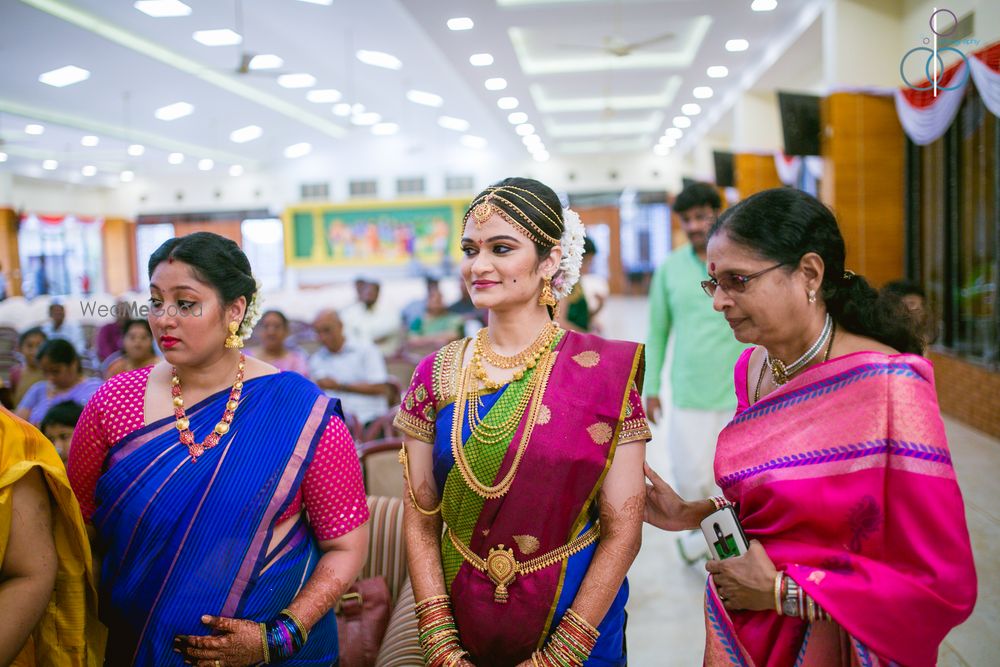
[447,523,601,604]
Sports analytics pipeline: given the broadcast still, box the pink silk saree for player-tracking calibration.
[705,351,977,667]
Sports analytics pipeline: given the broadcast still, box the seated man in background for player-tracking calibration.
[406,281,463,349]
[40,400,83,462]
[340,276,400,356]
[309,309,390,430]
[41,300,87,355]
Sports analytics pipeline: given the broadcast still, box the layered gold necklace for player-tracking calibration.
[451,323,559,499]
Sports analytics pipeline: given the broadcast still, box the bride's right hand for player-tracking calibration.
[643,463,694,531]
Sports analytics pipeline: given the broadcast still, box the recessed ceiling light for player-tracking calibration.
[533,151,550,162]
[120,170,135,182]
[529,143,547,154]
[665,128,683,139]
[81,165,97,176]
[725,39,749,52]
[132,0,191,19]
[332,103,352,116]
[167,152,184,164]
[693,86,714,99]
[751,0,778,11]
[155,101,194,121]
[296,0,333,4]
[659,136,676,147]
[497,97,519,110]
[284,142,312,158]
[485,78,507,91]
[0,152,7,162]
[461,135,487,149]
[128,144,145,156]
[351,112,382,126]
[351,103,366,114]
[42,159,58,170]
[249,54,284,70]
[134,0,191,18]
[507,112,528,125]
[372,122,399,135]
[654,144,671,156]
[307,89,342,103]
[470,53,494,66]
[229,165,244,176]
[447,17,474,31]
[356,50,402,70]
[406,90,444,107]
[522,134,542,146]
[230,125,263,143]
[25,124,45,135]
[38,65,91,88]
[193,29,242,47]
[707,66,729,78]
[515,123,535,136]
[682,103,702,115]
[277,73,316,89]
[673,116,692,128]
[81,135,99,147]
[198,158,214,171]
[438,116,470,132]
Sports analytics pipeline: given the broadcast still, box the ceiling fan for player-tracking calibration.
[556,31,675,58]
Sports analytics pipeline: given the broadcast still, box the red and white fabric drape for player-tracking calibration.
[895,41,1000,145]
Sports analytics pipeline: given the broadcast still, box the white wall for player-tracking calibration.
[902,0,1000,46]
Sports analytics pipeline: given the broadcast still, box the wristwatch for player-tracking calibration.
[782,579,801,617]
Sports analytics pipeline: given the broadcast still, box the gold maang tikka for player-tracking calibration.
[471,194,496,229]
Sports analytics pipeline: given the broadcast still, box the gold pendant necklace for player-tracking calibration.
[172,353,245,461]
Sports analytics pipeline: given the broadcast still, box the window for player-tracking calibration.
[349,179,377,198]
[299,182,330,201]
[241,218,284,291]
[445,175,475,194]
[907,86,998,365]
[135,223,176,291]
[396,177,425,196]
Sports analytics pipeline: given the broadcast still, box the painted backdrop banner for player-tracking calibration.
[284,199,467,268]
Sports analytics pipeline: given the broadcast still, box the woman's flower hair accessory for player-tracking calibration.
[237,280,264,341]
[551,207,586,300]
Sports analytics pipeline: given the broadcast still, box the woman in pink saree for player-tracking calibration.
[644,188,976,667]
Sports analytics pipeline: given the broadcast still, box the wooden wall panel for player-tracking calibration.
[576,205,624,295]
[929,351,1000,438]
[102,218,137,295]
[0,208,21,297]
[821,92,905,287]
[734,154,783,200]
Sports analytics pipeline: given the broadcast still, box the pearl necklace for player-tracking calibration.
[765,314,833,385]
[172,353,245,462]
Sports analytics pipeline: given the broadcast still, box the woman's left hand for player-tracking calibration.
[174,615,264,666]
[705,540,777,612]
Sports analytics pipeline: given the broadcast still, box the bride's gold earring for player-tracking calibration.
[538,276,557,307]
[224,321,243,349]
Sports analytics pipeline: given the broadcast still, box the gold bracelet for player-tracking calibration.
[399,445,443,515]
[774,572,784,615]
[259,622,270,664]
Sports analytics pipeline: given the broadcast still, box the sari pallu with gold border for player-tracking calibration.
[705,351,977,667]
[398,330,644,666]
[92,372,343,666]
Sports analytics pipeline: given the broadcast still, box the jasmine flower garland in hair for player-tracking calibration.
[551,207,586,300]
[237,280,264,341]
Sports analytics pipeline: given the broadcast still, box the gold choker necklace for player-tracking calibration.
[472,323,559,391]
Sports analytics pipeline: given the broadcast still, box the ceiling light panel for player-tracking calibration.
[406,90,444,107]
[193,29,242,47]
[296,0,333,4]
[682,103,702,115]
[120,170,135,182]
[447,17,474,31]
[284,142,312,158]
[497,97,519,110]
[725,39,749,52]
[438,116,470,132]
[154,101,194,120]
[332,103,352,116]
[0,153,7,162]
[515,124,535,136]
[351,112,382,126]
[229,125,262,143]
[81,165,97,176]
[508,112,528,124]
[707,66,729,78]
[673,116,691,128]
[693,87,714,99]
[485,78,507,91]
[523,134,542,146]
[470,53,494,66]
[307,89,343,103]
[372,122,399,135]
[752,0,778,11]
[249,54,284,70]
[128,144,145,156]
[277,73,316,89]
[665,128,683,139]
[229,165,244,176]
[38,65,91,88]
[81,135,99,147]
[461,135,487,149]
[25,124,45,135]
[42,159,58,170]
[133,0,191,18]
[167,152,184,164]
[356,50,402,70]
[197,158,214,171]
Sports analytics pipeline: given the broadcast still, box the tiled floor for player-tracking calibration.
[599,297,996,666]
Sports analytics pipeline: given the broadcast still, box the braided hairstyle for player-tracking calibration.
[470,177,565,262]
[709,188,922,355]
[148,232,257,328]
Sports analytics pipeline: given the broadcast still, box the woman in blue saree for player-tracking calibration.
[68,233,369,666]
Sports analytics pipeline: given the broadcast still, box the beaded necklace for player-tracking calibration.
[172,353,245,462]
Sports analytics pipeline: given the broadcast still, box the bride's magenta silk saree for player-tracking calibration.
[705,351,976,667]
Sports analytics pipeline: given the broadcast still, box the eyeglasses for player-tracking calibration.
[701,263,787,297]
